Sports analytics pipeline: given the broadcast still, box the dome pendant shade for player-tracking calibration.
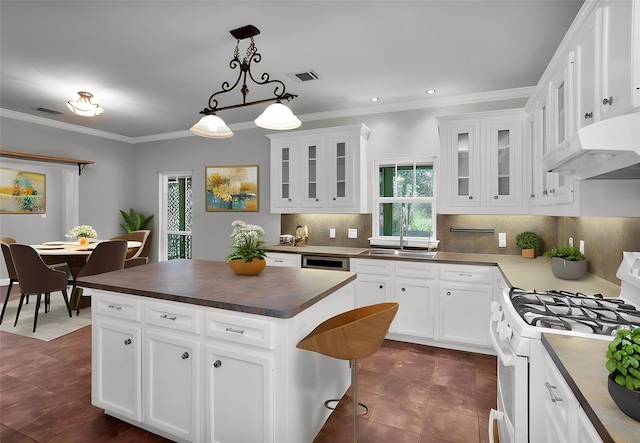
[190,115,234,138]
[67,91,104,117]
[254,102,302,130]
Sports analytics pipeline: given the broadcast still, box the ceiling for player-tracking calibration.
[0,0,584,142]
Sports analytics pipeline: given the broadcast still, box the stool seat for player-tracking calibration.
[297,302,398,442]
[297,302,399,360]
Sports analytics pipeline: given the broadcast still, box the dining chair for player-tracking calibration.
[1,239,19,325]
[109,229,151,268]
[297,302,399,443]
[71,240,127,315]
[9,243,72,333]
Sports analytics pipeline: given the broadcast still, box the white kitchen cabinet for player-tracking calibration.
[268,124,370,214]
[204,344,273,443]
[438,264,494,348]
[394,277,436,339]
[265,252,301,268]
[529,340,603,443]
[437,109,527,214]
[144,330,201,442]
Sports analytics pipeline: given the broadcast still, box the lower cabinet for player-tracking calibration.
[351,258,495,352]
[92,285,354,443]
[205,344,273,443]
[530,340,602,443]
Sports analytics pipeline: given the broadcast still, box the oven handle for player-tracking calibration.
[488,409,503,443]
[489,318,515,367]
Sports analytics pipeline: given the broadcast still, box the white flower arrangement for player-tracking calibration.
[226,220,267,262]
[66,225,98,239]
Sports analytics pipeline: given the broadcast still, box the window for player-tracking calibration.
[372,159,435,247]
[159,172,192,261]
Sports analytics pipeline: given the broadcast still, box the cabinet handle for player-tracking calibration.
[275,259,283,263]
[602,96,613,106]
[544,382,563,403]
[530,193,535,198]
[584,112,593,119]
[124,338,132,345]
[160,314,177,321]
[225,327,245,335]
[107,305,122,310]
[458,273,473,277]
[550,188,555,194]
[542,190,548,195]
[213,360,222,368]
[181,352,189,360]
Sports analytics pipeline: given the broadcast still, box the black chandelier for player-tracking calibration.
[190,25,301,139]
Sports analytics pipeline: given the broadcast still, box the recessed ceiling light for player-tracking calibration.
[370,97,379,102]
[426,89,436,94]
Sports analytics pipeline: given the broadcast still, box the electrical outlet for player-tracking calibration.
[498,233,506,248]
[579,240,585,254]
[348,228,357,239]
[329,228,336,238]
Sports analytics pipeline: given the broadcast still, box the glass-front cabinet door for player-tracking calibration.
[487,120,522,207]
[269,139,299,211]
[300,137,324,208]
[448,124,481,207]
[327,135,355,208]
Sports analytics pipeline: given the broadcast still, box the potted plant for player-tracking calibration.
[119,208,153,233]
[605,327,640,422]
[226,220,267,275]
[515,231,543,258]
[543,244,586,279]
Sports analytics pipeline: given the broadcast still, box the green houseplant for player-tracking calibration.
[515,231,543,258]
[119,208,153,233]
[543,244,586,279]
[605,328,640,421]
[226,220,267,275]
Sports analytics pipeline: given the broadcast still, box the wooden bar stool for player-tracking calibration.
[297,302,399,443]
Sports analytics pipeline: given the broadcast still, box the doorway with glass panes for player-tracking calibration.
[159,172,192,261]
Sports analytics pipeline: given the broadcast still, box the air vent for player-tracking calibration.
[288,70,322,82]
[35,107,63,115]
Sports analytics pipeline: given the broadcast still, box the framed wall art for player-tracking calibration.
[0,167,46,214]
[205,165,258,212]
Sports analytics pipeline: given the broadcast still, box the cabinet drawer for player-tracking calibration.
[144,300,201,335]
[205,311,274,350]
[440,265,494,284]
[351,259,392,275]
[93,291,141,322]
[395,261,438,279]
[266,252,301,268]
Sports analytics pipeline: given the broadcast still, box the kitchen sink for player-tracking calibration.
[358,249,437,259]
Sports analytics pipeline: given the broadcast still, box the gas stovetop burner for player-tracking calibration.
[509,287,640,336]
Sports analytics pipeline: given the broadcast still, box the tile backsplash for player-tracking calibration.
[280,214,372,248]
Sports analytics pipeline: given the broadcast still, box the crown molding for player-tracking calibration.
[1,87,533,144]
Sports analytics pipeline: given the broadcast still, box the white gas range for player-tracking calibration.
[489,251,640,443]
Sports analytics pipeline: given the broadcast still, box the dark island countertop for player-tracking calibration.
[78,259,356,319]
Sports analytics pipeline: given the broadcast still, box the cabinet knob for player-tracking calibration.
[550,188,555,194]
[493,195,498,200]
[584,112,593,119]
[401,287,406,292]
[468,196,473,200]
[181,352,189,360]
[333,197,336,201]
[379,284,383,289]
[213,360,222,368]
[530,193,535,198]
[446,291,452,296]
[542,190,548,195]
[315,198,319,202]
[602,96,614,106]
[124,338,132,345]
[288,198,292,202]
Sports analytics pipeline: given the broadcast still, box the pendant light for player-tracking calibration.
[67,91,104,117]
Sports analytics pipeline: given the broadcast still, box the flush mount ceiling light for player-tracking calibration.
[66,91,104,117]
[191,25,301,139]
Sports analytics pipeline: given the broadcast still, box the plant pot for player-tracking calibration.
[551,257,587,280]
[227,258,266,276]
[521,249,535,259]
[608,373,640,422]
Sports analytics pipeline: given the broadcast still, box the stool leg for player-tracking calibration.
[351,358,357,443]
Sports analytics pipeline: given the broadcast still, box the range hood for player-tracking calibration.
[541,112,640,180]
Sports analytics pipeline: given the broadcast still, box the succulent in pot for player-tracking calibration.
[515,231,543,258]
[543,244,587,279]
[605,327,640,422]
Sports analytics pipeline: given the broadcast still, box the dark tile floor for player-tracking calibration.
[0,286,497,442]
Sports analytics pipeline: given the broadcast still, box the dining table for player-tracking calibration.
[33,240,142,311]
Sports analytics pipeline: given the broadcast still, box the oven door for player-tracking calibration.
[489,301,528,443]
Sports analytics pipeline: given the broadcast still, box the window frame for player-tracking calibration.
[370,157,437,248]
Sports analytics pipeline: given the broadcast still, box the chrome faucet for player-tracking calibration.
[399,204,407,250]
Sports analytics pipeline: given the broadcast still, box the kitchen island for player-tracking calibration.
[78,259,357,443]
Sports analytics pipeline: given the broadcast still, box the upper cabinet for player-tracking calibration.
[268,124,370,214]
[437,109,527,214]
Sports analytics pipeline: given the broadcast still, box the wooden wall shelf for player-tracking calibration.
[0,150,94,175]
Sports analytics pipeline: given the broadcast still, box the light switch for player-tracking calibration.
[579,240,585,254]
[498,233,506,248]
[348,228,357,239]
[329,228,336,238]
